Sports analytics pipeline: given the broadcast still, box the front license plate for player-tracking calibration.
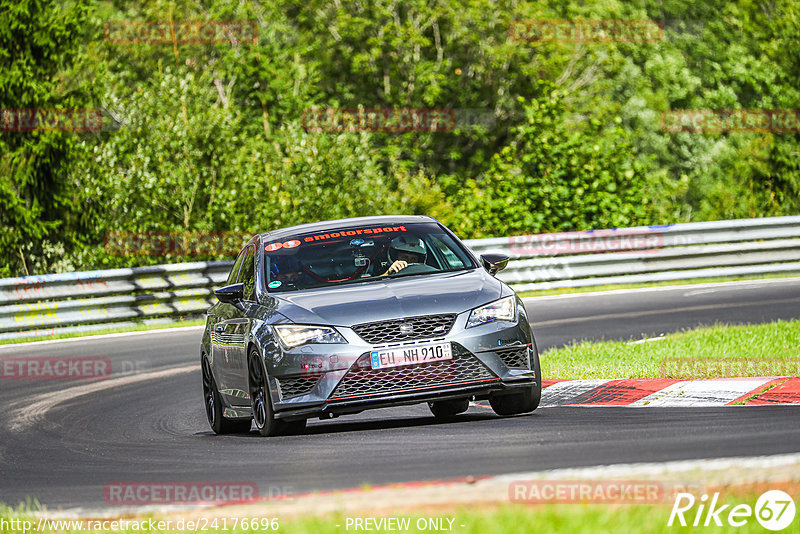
[370,342,452,370]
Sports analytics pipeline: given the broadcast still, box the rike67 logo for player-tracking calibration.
[669,490,796,531]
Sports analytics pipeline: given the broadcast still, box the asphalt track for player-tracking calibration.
[1,278,800,510]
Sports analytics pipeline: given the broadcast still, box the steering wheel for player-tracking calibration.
[393,263,438,275]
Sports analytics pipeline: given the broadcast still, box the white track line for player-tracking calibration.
[0,325,205,350]
[490,452,800,482]
[528,296,800,328]
[41,452,800,519]
[523,276,800,301]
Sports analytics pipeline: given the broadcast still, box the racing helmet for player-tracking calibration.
[388,235,427,263]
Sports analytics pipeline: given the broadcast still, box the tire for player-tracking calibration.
[489,348,542,416]
[428,398,470,418]
[248,349,288,437]
[202,357,252,434]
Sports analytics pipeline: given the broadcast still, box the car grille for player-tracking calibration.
[329,344,496,400]
[496,346,530,369]
[276,374,321,399]
[352,314,457,345]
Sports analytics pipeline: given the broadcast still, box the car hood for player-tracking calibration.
[272,269,505,327]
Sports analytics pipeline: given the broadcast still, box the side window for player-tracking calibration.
[226,249,246,285]
[239,245,256,301]
[430,235,467,269]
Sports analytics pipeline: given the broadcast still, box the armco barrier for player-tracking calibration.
[1,216,799,340]
[0,262,232,340]
[465,216,800,291]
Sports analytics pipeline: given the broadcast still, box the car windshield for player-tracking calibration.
[263,222,477,292]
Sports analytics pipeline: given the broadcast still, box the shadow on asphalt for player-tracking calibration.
[305,412,504,435]
[193,411,545,438]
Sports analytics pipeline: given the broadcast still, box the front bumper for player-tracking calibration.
[276,377,536,421]
[267,309,537,420]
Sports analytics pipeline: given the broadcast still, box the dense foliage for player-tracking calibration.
[1,0,798,275]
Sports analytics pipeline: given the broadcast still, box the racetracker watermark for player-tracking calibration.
[301,108,457,133]
[103,482,277,505]
[660,357,800,379]
[5,517,280,532]
[104,20,258,45]
[661,109,800,133]
[104,231,252,256]
[509,480,665,503]
[1,109,104,132]
[509,19,664,43]
[1,357,111,380]
[506,227,691,256]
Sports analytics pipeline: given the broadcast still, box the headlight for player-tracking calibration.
[466,296,517,328]
[273,325,346,349]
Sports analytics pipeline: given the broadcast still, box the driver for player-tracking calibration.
[381,235,427,275]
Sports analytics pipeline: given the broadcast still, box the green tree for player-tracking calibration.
[452,87,654,238]
[0,0,93,276]
[80,65,408,267]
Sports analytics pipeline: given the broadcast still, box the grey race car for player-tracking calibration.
[201,215,541,436]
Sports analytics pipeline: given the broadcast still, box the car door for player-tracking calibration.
[208,247,244,372]
[225,243,258,407]
[212,245,252,407]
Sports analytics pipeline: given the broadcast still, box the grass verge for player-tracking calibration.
[262,501,777,534]
[541,319,800,379]
[0,495,785,534]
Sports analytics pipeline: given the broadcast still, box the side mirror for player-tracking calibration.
[215,283,244,303]
[480,253,509,276]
